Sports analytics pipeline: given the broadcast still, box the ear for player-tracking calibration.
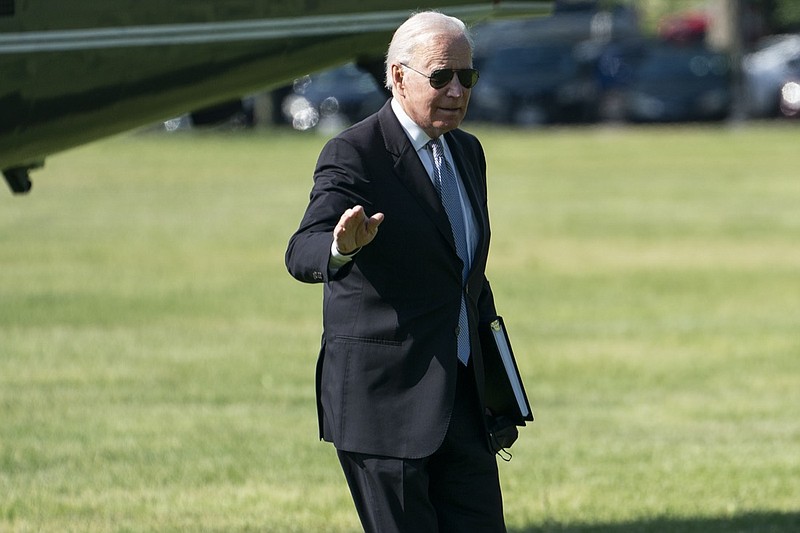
[391,64,405,96]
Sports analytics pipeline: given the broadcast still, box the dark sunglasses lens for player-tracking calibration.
[429,69,478,89]
[429,70,454,89]
[457,69,479,88]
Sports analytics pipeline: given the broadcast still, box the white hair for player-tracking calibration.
[384,11,474,90]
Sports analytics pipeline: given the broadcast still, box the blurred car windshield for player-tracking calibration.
[485,45,576,76]
[635,47,729,81]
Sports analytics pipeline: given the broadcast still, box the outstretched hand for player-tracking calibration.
[333,205,385,255]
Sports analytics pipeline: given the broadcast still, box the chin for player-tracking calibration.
[433,117,463,134]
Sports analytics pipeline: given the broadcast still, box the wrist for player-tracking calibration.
[331,241,360,258]
[336,245,361,257]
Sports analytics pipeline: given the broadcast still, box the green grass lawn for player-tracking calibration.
[1,124,798,532]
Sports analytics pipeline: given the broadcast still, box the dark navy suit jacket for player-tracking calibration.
[286,100,497,459]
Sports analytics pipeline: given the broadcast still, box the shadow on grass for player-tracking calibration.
[510,511,800,532]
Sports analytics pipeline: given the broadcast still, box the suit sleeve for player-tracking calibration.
[285,137,372,284]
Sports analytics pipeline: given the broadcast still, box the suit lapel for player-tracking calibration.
[378,104,457,250]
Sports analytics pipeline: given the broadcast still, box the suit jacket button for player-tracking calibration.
[312,271,323,281]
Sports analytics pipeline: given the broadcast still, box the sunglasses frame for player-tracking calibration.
[400,63,479,89]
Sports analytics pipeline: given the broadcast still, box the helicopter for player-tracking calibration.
[0,0,551,193]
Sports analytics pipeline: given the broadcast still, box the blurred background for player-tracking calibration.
[166,0,800,134]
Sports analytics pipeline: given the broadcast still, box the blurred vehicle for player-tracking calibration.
[278,63,388,131]
[595,38,648,121]
[658,11,708,44]
[155,98,256,132]
[620,43,731,123]
[190,99,255,128]
[467,41,601,125]
[465,10,639,126]
[743,34,800,118]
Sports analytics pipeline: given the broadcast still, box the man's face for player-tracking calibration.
[393,33,473,138]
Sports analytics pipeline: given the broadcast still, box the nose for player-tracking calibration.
[445,75,465,97]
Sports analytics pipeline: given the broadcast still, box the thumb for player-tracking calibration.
[367,212,385,232]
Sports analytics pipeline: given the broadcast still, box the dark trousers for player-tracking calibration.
[336,361,506,533]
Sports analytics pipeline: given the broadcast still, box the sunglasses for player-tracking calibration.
[401,63,480,89]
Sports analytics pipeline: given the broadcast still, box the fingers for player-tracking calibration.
[334,206,384,254]
[344,205,365,221]
[337,205,367,234]
[341,206,383,231]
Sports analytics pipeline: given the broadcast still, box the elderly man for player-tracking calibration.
[286,11,511,532]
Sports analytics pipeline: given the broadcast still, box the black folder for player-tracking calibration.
[479,316,534,425]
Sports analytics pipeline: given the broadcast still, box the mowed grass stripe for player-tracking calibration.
[1,125,798,532]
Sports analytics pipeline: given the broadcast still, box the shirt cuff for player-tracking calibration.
[329,241,360,270]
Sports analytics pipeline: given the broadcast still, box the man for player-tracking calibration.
[286,11,513,532]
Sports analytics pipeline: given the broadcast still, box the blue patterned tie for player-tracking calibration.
[429,138,471,365]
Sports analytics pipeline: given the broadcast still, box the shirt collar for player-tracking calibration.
[390,97,434,153]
